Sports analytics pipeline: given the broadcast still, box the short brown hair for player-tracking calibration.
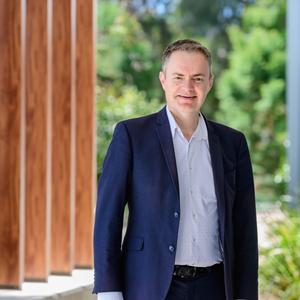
[161,39,212,74]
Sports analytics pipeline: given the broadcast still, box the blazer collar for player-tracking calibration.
[156,105,169,125]
[165,105,208,141]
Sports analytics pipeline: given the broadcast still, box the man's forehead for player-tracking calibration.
[166,53,210,73]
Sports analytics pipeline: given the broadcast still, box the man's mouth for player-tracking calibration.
[177,95,197,99]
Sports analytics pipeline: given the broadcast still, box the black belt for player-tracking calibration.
[173,263,222,279]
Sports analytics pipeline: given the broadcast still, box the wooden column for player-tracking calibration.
[75,0,96,268]
[51,0,76,274]
[25,0,51,281]
[0,0,25,288]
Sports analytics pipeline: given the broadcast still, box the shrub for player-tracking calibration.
[259,210,300,300]
[96,84,162,176]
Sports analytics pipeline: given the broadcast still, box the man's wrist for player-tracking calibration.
[97,291,123,300]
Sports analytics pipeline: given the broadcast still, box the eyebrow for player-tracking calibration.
[192,73,206,77]
[172,72,206,77]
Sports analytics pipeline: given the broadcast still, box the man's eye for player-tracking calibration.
[174,76,182,80]
[194,77,204,82]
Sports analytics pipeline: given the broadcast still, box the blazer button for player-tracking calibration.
[174,212,179,218]
[169,245,175,252]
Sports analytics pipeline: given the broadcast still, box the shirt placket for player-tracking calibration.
[186,138,198,265]
[175,133,190,262]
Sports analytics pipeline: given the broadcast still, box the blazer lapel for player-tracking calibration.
[204,117,226,246]
[155,106,179,198]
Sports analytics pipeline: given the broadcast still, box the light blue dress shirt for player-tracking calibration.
[166,106,222,267]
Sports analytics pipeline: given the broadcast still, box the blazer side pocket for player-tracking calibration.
[123,236,144,251]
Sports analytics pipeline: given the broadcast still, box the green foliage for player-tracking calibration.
[97,1,162,100]
[96,84,162,176]
[260,211,300,299]
[177,0,252,36]
[243,0,285,30]
[216,0,287,204]
[96,0,164,172]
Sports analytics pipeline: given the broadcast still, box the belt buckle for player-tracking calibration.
[191,266,197,278]
[177,267,186,278]
[174,266,198,279]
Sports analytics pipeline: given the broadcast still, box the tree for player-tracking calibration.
[96,84,162,176]
[97,0,162,100]
[96,1,163,172]
[216,0,286,203]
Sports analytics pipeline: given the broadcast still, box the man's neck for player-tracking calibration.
[170,109,199,141]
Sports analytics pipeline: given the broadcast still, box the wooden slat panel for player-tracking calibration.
[51,0,75,274]
[0,0,25,288]
[25,0,50,281]
[75,0,96,268]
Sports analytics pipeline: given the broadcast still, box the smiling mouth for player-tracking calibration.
[178,95,197,99]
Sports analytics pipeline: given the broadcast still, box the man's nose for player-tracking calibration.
[182,79,194,91]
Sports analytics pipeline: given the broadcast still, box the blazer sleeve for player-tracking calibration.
[93,122,132,293]
[233,134,258,300]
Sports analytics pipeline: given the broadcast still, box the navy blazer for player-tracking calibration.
[93,106,258,300]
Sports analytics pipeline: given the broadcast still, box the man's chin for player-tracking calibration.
[177,100,198,108]
[176,103,200,114]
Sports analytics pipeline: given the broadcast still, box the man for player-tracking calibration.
[93,39,258,300]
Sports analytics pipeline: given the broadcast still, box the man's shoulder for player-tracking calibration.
[206,118,245,138]
[116,110,161,129]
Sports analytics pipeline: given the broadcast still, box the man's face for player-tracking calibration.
[159,51,213,115]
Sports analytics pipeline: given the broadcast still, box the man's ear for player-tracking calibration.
[208,74,214,92]
[159,71,166,91]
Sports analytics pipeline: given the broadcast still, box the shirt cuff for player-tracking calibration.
[97,292,124,300]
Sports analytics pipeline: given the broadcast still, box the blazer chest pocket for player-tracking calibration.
[123,236,144,251]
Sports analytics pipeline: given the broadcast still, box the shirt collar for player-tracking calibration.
[166,105,208,141]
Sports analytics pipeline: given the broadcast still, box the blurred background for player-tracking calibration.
[96,0,299,299]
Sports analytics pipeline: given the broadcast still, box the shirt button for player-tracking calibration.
[174,212,179,218]
[169,245,175,252]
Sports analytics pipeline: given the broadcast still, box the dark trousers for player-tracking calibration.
[165,263,226,300]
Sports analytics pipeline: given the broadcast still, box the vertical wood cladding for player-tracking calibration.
[0,0,95,287]
[0,0,25,288]
[25,0,51,281]
[75,0,96,268]
[51,0,75,274]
